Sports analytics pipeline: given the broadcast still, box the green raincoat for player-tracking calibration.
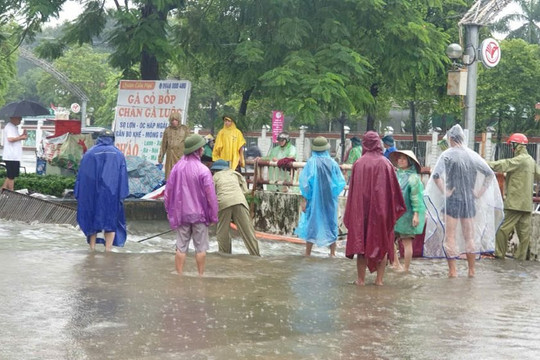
[394,167,426,235]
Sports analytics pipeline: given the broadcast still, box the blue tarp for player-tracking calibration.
[126,156,165,198]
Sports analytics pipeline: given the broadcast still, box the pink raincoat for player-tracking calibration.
[164,152,218,228]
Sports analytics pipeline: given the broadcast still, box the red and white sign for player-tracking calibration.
[70,103,80,113]
[480,38,501,68]
[271,111,284,143]
[113,80,191,161]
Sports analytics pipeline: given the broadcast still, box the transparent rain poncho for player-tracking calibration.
[295,151,346,247]
[423,125,504,258]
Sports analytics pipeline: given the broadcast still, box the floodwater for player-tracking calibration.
[2,220,540,360]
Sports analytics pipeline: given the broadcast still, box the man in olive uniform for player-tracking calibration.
[488,133,540,260]
[211,159,260,256]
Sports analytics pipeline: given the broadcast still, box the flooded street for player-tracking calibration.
[2,220,540,359]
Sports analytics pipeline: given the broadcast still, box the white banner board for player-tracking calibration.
[113,80,191,162]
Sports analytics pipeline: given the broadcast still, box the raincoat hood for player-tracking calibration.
[97,136,115,146]
[362,131,383,154]
[447,124,465,147]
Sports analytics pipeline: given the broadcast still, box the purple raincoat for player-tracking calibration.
[164,152,218,228]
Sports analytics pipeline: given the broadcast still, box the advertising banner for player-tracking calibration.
[113,80,191,162]
[271,110,284,143]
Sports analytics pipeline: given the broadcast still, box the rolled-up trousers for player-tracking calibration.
[216,204,260,256]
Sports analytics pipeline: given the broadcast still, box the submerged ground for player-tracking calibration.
[1,220,540,359]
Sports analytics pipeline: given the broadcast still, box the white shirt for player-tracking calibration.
[2,122,23,161]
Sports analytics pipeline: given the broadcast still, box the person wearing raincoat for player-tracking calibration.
[260,131,297,192]
[212,115,246,171]
[343,136,362,181]
[382,134,397,159]
[344,131,406,286]
[164,134,218,276]
[488,133,540,260]
[201,134,214,163]
[158,111,190,180]
[423,124,503,277]
[75,129,129,252]
[295,137,346,257]
[389,150,425,272]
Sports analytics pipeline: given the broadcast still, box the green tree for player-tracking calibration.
[476,39,540,137]
[35,0,185,80]
[493,0,540,44]
[0,25,18,104]
[35,44,119,125]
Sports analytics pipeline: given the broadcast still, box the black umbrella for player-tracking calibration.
[0,100,50,119]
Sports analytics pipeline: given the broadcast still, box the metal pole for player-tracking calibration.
[81,100,88,126]
[339,112,346,163]
[464,24,479,149]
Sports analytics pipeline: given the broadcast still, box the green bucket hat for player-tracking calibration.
[311,136,330,151]
[210,159,230,171]
[184,134,206,155]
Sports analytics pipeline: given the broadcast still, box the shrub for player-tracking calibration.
[0,172,76,197]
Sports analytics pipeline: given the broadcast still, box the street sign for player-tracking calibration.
[70,103,81,113]
[479,38,501,68]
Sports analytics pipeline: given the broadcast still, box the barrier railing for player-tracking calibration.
[245,160,540,206]
[245,159,352,191]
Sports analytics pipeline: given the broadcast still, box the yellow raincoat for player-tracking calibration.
[212,120,246,170]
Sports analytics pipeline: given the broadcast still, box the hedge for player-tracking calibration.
[0,172,76,197]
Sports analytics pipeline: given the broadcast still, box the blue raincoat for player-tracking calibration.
[295,151,346,247]
[75,137,129,247]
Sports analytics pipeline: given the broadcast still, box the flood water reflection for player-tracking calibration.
[2,220,540,359]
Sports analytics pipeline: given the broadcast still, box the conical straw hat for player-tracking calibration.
[389,150,421,173]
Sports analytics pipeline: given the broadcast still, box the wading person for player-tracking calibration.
[213,115,246,171]
[158,111,189,180]
[164,134,218,276]
[389,150,426,272]
[295,137,346,257]
[344,131,406,286]
[423,125,503,277]
[1,116,27,191]
[75,129,129,252]
[488,133,540,260]
[211,159,260,256]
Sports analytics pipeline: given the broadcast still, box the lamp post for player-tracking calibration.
[463,25,480,149]
[338,112,347,163]
[446,40,479,148]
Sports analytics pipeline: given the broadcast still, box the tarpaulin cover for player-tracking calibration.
[43,133,94,171]
[126,156,165,197]
[75,137,129,247]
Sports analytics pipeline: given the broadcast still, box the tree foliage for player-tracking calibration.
[35,44,119,125]
[0,25,17,105]
[33,0,185,80]
[493,0,540,44]
[476,39,540,136]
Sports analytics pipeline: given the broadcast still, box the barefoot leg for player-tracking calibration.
[355,256,366,285]
[375,254,387,285]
